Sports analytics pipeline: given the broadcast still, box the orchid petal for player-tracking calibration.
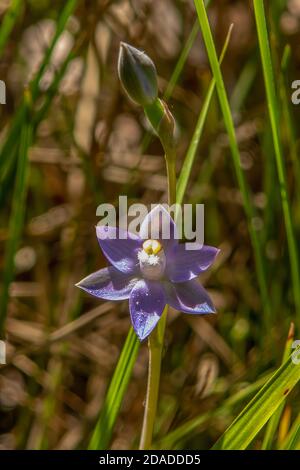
[166,244,220,282]
[96,225,142,274]
[164,279,216,314]
[76,266,138,300]
[129,279,166,340]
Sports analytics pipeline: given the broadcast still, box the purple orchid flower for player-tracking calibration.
[76,205,219,341]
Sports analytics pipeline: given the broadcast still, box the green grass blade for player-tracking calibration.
[88,327,139,449]
[280,412,300,449]
[164,20,199,101]
[0,0,22,58]
[193,0,270,320]
[253,0,300,316]
[176,23,233,207]
[262,322,294,449]
[212,351,300,449]
[0,104,32,335]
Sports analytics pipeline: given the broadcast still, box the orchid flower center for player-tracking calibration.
[138,239,166,280]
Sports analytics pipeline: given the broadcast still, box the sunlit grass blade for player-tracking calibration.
[277,405,292,446]
[212,350,300,450]
[262,322,295,449]
[88,327,139,449]
[176,23,233,207]
[156,372,272,449]
[0,104,32,335]
[0,0,22,58]
[193,0,270,320]
[253,0,300,316]
[280,412,300,449]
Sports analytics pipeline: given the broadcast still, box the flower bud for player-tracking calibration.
[118,42,158,106]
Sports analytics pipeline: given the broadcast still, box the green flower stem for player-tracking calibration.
[166,153,177,207]
[139,306,168,450]
[139,149,177,450]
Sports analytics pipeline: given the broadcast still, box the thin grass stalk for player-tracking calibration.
[253,0,300,316]
[164,20,199,102]
[280,412,300,449]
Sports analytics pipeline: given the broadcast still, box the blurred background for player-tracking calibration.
[1,0,300,450]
